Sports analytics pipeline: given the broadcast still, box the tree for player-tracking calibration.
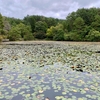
[76,8,98,25]
[24,16,35,33]
[53,29,64,41]
[8,26,21,41]
[29,17,35,33]
[16,23,32,38]
[53,24,64,40]
[91,15,100,31]
[66,12,77,32]
[73,17,86,40]
[64,32,81,41]
[6,17,23,27]
[46,24,64,40]
[24,33,34,41]
[3,21,11,32]
[34,21,47,39]
[62,21,68,33]
[46,26,55,39]
[8,29,21,41]
[45,17,58,28]
[3,17,11,35]
[73,17,85,32]
[85,29,100,41]
[0,13,4,34]
[8,23,33,41]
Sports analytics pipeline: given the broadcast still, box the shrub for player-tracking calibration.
[0,35,3,42]
[24,33,34,41]
[53,29,64,41]
[8,32,21,41]
[85,29,100,41]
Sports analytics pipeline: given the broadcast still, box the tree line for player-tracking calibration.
[0,7,100,42]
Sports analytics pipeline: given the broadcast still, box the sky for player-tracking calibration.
[0,0,100,19]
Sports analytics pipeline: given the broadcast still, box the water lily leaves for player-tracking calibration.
[86,94,91,98]
[62,92,67,95]
[72,89,78,93]
[91,95,97,99]
[78,98,84,100]
[0,43,100,100]
[98,97,100,100]
[27,94,31,97]
[19,91,25,95]
[55,96,64,99]
[67,98,72,100]
[39,90,44,93]
[80,90,86,94]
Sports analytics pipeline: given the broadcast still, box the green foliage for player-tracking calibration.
[8,33,21,41]
[91,15,100,31]
[85,29,100,41]
[66,12,77,32]
[46,24,64,40]
[53,24,64,41]
[2,7,100,41]
[72,17,86,39]
[62,21,68,33]
[46,26,55,39]
[53,29,64,41]
[64,32,81,41]
[0,35,8,42]
[64,7,100,41]
[45,17,59,28]
[8,23,32,41]
[73,17,84,31]
[24,33,34,41]
[0,14,4,28]
[0,35,3,42]
[24,16,35,32]
[8,26,21,41]
[3,20,11,32]
[64,33,70,41]
[34,21,47,39]
[16,23,32,38]
[6,17,23,26]
[0,13,4,35]
[76,8,98,25]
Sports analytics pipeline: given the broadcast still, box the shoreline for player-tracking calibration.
[1,40,100,45]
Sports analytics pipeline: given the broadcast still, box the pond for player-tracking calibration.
[0,42,100,100]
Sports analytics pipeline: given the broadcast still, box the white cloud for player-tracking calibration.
[86,1,100,8]
[0,0,100,19]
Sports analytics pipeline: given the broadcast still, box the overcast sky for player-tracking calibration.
[0,0,100,19]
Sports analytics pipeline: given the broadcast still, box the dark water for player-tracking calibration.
[0,65,99,100]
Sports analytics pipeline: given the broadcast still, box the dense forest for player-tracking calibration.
[0,7,100,42]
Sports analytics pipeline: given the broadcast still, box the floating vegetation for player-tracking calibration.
[0,42,100,100]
